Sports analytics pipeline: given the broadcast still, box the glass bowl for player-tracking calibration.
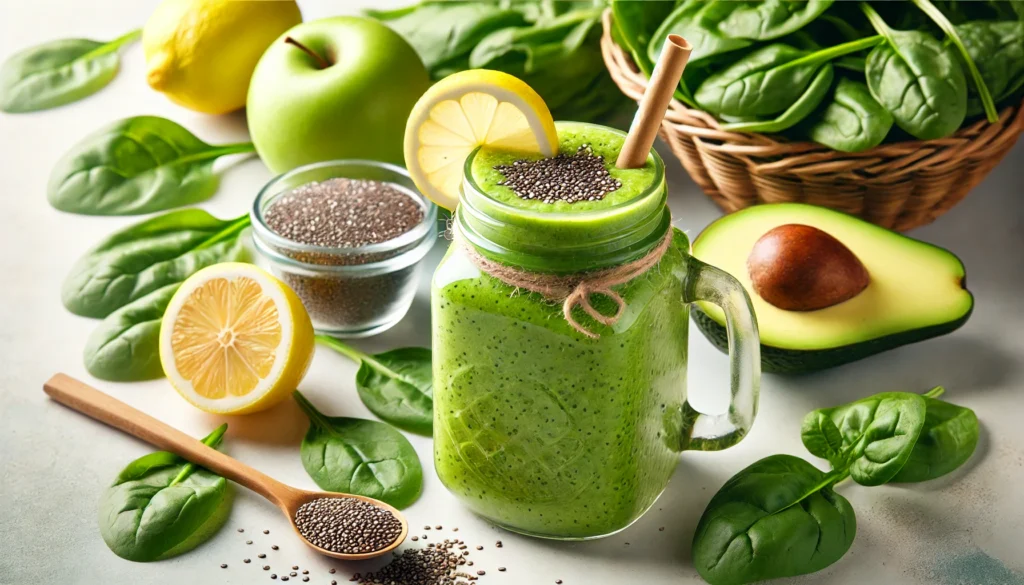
[251,160,437,338]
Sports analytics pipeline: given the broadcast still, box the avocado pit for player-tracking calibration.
[747,224,869,311]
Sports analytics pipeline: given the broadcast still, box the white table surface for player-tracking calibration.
[2,2,1024,584]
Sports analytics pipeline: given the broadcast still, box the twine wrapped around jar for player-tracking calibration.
[457,225,676,339]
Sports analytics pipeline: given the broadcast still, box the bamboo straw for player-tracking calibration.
[616,34,692,169]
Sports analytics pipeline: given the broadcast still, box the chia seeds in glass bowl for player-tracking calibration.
[251,160,437,337]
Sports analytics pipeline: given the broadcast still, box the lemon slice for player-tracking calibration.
[160,263,314,415]
[404,69,559,210]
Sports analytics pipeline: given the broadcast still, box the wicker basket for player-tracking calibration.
[600,11,1024,231]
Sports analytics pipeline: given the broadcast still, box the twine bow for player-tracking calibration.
[457,226,675,339]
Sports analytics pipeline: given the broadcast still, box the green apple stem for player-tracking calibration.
[284,36,330,69]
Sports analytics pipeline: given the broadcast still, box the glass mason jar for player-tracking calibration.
[251,160,436,338]
[431,123,761,540]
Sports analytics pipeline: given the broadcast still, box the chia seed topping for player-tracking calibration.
[494,145,622,204]
[294,497,403,555]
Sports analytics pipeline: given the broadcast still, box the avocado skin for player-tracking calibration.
[692,303,974,374]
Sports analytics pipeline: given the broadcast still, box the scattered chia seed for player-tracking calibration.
[264,530,271,534]
[494,145,622,204]
[221,564,228,569]
[247,540,253,545]
[498,568,506,572]
[330,569,336,574]
[271,575,277,580]
[264,566,271,571]
[261,178,427,333]
[294,497,403,554]
[259,553,267,559]
[238,529,245,533]
[352,539,477,585]
[272,545,279,550]
[244,559,251,564]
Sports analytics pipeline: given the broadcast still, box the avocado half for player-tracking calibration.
[691,204,973,374]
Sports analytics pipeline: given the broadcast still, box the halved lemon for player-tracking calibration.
[404,69,559,210]
[159,263,314,415]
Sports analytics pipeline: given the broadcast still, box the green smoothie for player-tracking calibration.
[433,122,691,538]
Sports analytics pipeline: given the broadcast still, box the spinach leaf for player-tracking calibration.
[318,336,433,436]
[720,64,834,133]
[692,454,856,585]
[469,7,624,121]
[891,387,979,483]
[911,0,999,122]
[0,30,139,113]
[84,283,178,381]
[805,77,894,152]
[695,36,881,117]
[610,0,677,77]
[800,409,846,469]
[367,3,526,76]
[956,21,1024,115]
[862,3,967,140]
[48,116,255,216]
[802,391,927,486]
[62,209,249,318]
[294,391,423,509]
[715,0,836,41]
[99,425,232,562]
[650,1,753,69]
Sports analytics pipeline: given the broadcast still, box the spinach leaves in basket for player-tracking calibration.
[692,386,979,585]
[611,0,1024,152]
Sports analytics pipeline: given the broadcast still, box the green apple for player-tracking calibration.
[247,17,431,174]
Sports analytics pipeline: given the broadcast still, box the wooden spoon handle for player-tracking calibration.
[43,373,297,508]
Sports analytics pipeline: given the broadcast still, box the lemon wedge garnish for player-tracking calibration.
[160,263,314,415]
[404,69,559,210]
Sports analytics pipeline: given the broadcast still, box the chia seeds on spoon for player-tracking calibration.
[494,145,622,204]
[262,178,426,332]
[293,497,403,555]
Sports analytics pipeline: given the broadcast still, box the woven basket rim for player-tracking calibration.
[600,9,1024,161]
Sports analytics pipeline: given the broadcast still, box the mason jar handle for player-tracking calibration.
[681,256,761,451]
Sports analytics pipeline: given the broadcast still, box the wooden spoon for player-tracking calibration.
[43,373,408,560]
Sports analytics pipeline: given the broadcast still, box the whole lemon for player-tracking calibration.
[143,0,302,115]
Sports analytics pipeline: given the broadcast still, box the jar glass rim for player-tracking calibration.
[251,159,438,259]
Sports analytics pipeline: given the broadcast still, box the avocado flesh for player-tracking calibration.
[691,204,973,373]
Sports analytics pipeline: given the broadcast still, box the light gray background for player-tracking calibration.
[2,1,1022,584]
